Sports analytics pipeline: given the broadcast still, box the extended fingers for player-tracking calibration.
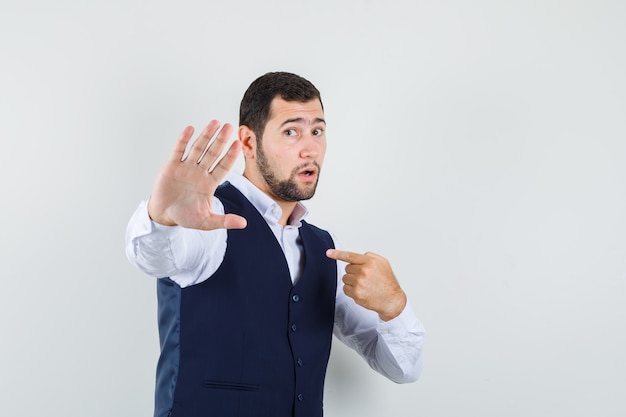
[166,121,238,185]
[210,139,242,180]
[195,122,233,169]
[169,121,222,164]
[169,126,196,162]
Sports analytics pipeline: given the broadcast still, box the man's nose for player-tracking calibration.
[300,135,321,159]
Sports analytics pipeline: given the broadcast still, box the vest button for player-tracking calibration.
[291,323,297,332]
[292,294,300,302]
[297,393,304,402]
[297,358,303,366]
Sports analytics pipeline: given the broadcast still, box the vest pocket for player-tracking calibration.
[202,380,259,392]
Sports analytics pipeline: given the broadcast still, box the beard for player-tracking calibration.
[256,143,321,202]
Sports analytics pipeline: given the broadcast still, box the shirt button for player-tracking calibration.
[292,294,300,302]
[297,358,303,366]
[291,323,297,332]
[297,393,304,402]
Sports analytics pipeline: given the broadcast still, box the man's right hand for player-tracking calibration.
[147,120,247,230]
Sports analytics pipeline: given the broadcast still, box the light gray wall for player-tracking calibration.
[1,1,624,416]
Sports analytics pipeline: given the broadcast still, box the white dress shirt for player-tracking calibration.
[125,172,424,383]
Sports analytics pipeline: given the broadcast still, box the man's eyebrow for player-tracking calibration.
[280,117,326,127]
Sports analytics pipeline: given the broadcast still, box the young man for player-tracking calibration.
[125,72,425,417]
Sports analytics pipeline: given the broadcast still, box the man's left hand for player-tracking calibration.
[326,249,407,321]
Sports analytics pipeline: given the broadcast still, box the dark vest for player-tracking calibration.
[154,182,337,417]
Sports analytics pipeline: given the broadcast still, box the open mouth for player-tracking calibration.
[298,165,318,179]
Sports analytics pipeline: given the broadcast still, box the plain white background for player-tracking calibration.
[1,1,625,416]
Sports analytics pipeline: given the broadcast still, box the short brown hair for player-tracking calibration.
[239,72,323,139]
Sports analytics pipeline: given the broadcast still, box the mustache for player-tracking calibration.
[292,161,321,174]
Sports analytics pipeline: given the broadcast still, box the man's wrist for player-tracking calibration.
[379,291,407,322]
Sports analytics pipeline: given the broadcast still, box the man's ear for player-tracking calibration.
[238,125,257,159]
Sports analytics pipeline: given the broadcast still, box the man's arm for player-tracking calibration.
[125,120,242,286]
[328,249,425,383]
[125,198,228,287]
[333,296,425,383]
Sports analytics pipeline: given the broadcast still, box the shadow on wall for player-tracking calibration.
[324,341,380,413]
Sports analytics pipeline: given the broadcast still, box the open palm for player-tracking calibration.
[147,120,247,230]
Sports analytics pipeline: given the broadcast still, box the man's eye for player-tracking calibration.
[285,128,297,136]
[313,128,323,136]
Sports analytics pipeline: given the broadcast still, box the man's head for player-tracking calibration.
[239,72,324,140]
[238,72,326,204]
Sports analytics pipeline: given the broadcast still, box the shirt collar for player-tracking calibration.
[225,172,309,227]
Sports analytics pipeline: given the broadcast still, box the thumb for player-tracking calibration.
[223,213,247,230]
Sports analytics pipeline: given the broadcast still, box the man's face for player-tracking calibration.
[255,97,327,202]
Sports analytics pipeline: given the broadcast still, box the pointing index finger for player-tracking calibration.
[326,249,365,264]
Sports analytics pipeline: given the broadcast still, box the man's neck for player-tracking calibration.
[242,172,298,227]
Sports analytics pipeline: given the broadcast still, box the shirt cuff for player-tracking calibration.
[127,199,181,238]
[377,301,423,335]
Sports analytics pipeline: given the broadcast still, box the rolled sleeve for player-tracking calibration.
[334,289,425,383]
[375,302,425,382]
[124,198,228,287]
